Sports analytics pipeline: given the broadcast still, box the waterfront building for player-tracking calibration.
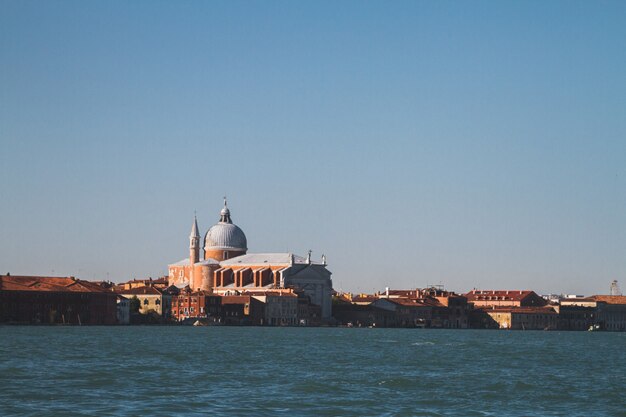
[115,277,169,291]
[556,304,596,331]
[371,298,433,327]
[478,306,558,330]
[332,298,398,327]
[167,201,333,321]
[464,290,547,308]
[0,275,117,324]
[220,295,265,325]
[297,293,322,326]
[560,295,626,331]
[171,289,221,322]
[333,288,470,328]
[116,285,172,318]
[116,294,130,324]
[116,295,130,325]
[252,291,298,326]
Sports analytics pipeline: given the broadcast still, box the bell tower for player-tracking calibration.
[189,213,200,265]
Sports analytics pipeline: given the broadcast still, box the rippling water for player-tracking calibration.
[0,327,624,416]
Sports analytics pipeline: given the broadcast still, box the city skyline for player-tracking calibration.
[1,1,625,295]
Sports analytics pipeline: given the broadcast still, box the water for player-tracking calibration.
[0,327,624,416]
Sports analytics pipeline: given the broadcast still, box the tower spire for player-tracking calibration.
[190,212,200,239]
[189,213,200,264]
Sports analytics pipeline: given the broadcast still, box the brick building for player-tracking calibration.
[171,289,221,322]
[333,288,470,328]
[0,275,117,324]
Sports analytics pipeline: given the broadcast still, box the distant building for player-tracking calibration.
[253,291,298,326]
[556,304,596,331]
[560,295,626,331]
[115,277,169,291]
[333,287,470,328]
[116,285,172,319]
[464,290,547,308]
[332,299,397,328]
[167,201,333,321]
[220,295,265,325]
[0,275,117,325]
[171,289,221,322]
[116,295,130,325]
[479,307,558,330]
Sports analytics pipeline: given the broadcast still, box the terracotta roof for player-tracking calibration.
[251,291,297,298]
[393,299,432,307]
[590,295,626,305]
[375,297,438,308]
[464,290,536,302]
[352,295,378,303]
[482,306,557,314]
[221,295,251,304]
[120,277,169,285]
[0,275,110,293]
[116,286,165,296]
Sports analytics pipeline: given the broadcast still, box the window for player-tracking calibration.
[143,299,149,305]
[156,299,161,305]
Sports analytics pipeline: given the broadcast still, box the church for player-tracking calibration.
[168,200,333,320]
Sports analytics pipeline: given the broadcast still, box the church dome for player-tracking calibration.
[204,200,247,251]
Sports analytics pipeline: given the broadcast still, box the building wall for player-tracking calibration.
[283,265,333,321]
[119,293,171,317]
[486,310,557,330]
[598,304,626,331]
[204,248,246,262]
[557,305,596,331]
[117,298,130,324]
[254,295,298,325]
[0,290,117,325]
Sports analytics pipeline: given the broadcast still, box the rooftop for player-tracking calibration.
[464,290,536,302]
[0,275,111,293]
[220,253,313,266]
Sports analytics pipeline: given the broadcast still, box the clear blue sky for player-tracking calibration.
[1,1,625,295]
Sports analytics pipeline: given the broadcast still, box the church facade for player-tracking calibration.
[168,201,333,320]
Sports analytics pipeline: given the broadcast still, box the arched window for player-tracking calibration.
[156,299,161,305]
[143,299,149,305]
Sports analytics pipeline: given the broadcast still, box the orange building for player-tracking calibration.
[464,290,547,308]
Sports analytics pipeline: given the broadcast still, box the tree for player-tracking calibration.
[129,296,141,313]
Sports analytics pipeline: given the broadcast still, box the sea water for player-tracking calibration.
[0,326,624,416]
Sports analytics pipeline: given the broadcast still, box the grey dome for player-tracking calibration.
[204,222,247,251]
[204,200,247,251]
